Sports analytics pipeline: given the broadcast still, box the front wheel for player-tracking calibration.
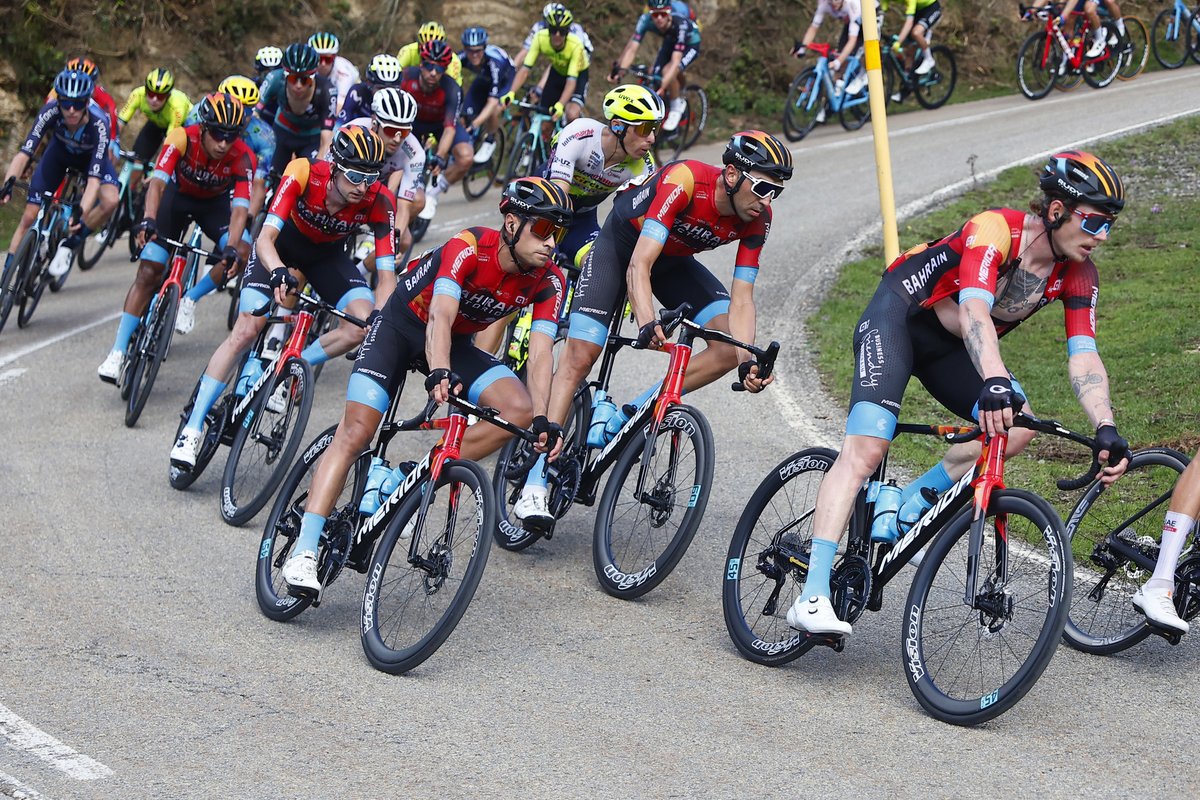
[838,89,870,131]
[79,202,122,270]
[462,126,505,200]
[124,284,178,428]
[680,85,707,150]
[1117,16,1150,79]
[904,489,1071,726]
[168,377,231,490]
[593,405,714,599]
[913,45,957,109]
[1151,7,1191,69]
[1016,32,1060,100]
[1082,22,1124,88]
[16,238,50,328]
[361,460,495,674]
[0,230,36,334]
[781,67,824,142]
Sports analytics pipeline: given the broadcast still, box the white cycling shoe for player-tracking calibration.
[265,383,289,414]
[1133,584,1189,634]
[48,243,74,278]
[473,138,496,163]
[175,297,197,334]
[170,428,202,471]
[282,551,321,595]
[787,594,852,636]
[418,189,439,220]
[914,52,937,75]
[97,350,125,384]
[513,486,554,529]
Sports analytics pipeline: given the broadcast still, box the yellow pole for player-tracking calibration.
[859,6,900,263]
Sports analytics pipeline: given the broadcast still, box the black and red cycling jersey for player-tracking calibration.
[264,158,397,269]
[612,160,769,272]
[394,226,565,334]
[150,124,255,205]
[399,66,461,131]
[884,207,1098,345]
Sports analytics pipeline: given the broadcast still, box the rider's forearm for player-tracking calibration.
[472,98,501,129]
[617,39,640,71]
[249,178,266,218]
[802,25,819,47]
[424,295,457,372]
[255,225,285,274]
[526,332,555,418]
[896,18,915,43]
[728,286,757,365]
[317,130,332,159]
[1068,351,1117,427]
[227,205,249,249]
[79,176,101,218]
[557,78,576,108]
[659,56,682,94]
[373,268,396,309]
[4,152,30,183]
[142,177,166,220]
[438,126,455,160]
[626,255,658,329]
[959,299,1007,379]
[510,66,529,96]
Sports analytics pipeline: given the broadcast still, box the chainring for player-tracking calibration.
[830,553,872,625]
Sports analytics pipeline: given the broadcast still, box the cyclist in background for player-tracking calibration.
[1135,449,1200,634]
[609,0,701,132]
[4,68,118,281]
[459,26,515,165]
[254,46,284,86]
[514,3,594,66]
[97,93,254,383]
[881,0,942,76]
[786,151,1131,636]
[309,31,360,113]
[398,21,465,86]
[278,177,571,595]
[258,43,337,176]
[1028,0,1127,58]
[503,5,591,124]
[116,68,192,193]
[792,0,872,108]
[46,57,119,136]
[401,40,472,221]
[336,54,404,129]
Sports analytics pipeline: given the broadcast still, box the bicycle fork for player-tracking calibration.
[631,340,692,511]
[963,434,1011,620]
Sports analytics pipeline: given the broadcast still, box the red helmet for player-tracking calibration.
[418,39,454,68]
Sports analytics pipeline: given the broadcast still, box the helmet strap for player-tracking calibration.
[502,215,537,273]
[1041,200,1068,261]
[723,167,745,201]
[609,122,631,156]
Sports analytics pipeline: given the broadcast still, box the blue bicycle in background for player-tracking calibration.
[782,42,872,142]
[1151,0,1200,68]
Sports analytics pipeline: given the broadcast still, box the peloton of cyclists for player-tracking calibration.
[503,4,592,125]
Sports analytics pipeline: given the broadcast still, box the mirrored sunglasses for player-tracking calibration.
[629,120,659,137]
[146,90,170,102]
[650,10,671,19]
[318,54,336,65]
[420,61,446,74]
[205,126,241,143]
[742,171,785,200]
[526,215,566,243]
[338,165,381,186]
[286,71,314,85]
[378,123,411,140]
[1072,208,1115,236]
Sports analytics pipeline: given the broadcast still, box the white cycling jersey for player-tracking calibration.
[330,56,361,111]
[546,118,655,211]
[347,116,423,203]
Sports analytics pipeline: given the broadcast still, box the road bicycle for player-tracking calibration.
[256,387,536,674]
[494,304,778,599]
[624,63,708,160]
[78,150,147,270]
[722,413,1100,725]
[461,120,506,201]
[1151,0,1200,68]
[1063,446,1199,654]
[881,34,959,110]
[781,43,872,142]
[499,98,560,184]
[1017,4,1124,100]
[408,134,440,248]
[119,227,211,428]
[0,172,84,335]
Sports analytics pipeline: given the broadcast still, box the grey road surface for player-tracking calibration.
[3,69,1200,799]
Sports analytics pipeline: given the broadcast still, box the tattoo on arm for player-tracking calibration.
[1071,371,1110,407]
[964,315,988,373]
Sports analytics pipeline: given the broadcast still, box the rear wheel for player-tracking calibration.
[462,126,505,200]
[0,230,36,334]
[838,89,870,131]
[913,45,957,109]
[680,85,707,150]
[124,284,178,428]
[781,67,824,142]
[17,236,50,328]
[1082,22,1124,88]
[168,377,231,490]
[1151,7,1191,68]
[655,95,691,162]
[79,201,122,270]
[1116,16,1149,79]
[1017,31,1060,100]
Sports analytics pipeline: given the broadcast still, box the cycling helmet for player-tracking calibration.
[646,0,672,10]
[331,125,386,172]
[366,54,403,86]
[282,43,320,74]
[218,75,261,108]
[198,92,246,132]
[255,45,284,72]
[371,87,418,126]
[417,21,447,44]
[65,57,99,78]
[462,27,489,48]
[499,177,573,227]
[145,68,175,95]
[723,130,794,181]
[603,84,665,123]
[419,39,454,68]
[1039,150,1125,215]
[308,31,340,55]
[53,68,94,101]
[544,4,574,28]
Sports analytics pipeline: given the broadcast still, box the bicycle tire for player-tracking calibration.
[361,459,495,674]
[462,126,505,200]
[505,132,538,182]
[593,404,714,599]
[1151,7,1191,68]
[0,229,36,334]
[1082,22,1124,88]
[1054,69,1083,91]
[681,85,707,150]
[838,90,870,132]
[1116,16,1149,79]
[882,57,904,110]
[16,240,50,329]
[79,201,121,270]
[781,67,823,142]
[1063,448,1189,655]
[168,378,230,490]
[46,216,70,294]
[904,489,1071,726]
[654,101,690,162]
[913,45,957,109]
[723,447,838,667]
[409,213,431,245]
[222,355,315,526]
[1190,5,1200,64]
[124,283,178,428]
[1016,31,1060,100]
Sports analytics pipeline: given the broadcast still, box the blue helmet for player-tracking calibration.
[462,27,488,48]
[54,68,94,101]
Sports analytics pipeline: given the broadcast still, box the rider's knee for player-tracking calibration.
[837,436,890,480]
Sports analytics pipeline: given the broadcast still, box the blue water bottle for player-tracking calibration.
[358,456,392,515]
[870,480,903,543]
[896,487,938,536]
[588,390,618,448]
[378,462,411,502]
[235,352,263,397]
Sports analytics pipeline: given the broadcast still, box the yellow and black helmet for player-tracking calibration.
[544,4,574,28]
[218,75,260,108]
[308,31,340,55]
[603,84,665,124]
[198,92,246,133]
[417,21,447,44]
[723,130,793,181]
[1039,150,1124,215]
[499,177,572,227]
[331,124,386,172]
[145,67,175,95]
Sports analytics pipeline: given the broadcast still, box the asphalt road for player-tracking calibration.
[3,69,1200,799]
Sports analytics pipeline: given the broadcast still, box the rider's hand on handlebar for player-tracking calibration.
[134,217,157,249]
[0,176,14,205]
[1094,423,1131,486]
[976,376,1024,438]
[531,414,564,458]
[791,40,806,58]
[736,360,774,393]
[549,101,564,120]
[424,368,463,404]
[269,267,298,304]
[500,91,515,107]
[635,319,667,351]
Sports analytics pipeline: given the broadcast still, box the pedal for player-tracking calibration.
[808,632,846,653]
[1144,619,1184,645]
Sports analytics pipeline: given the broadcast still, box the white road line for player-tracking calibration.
[0,368,27,386]
[0,312,120,370]
[0,769,52,800]
[0,703,112,781]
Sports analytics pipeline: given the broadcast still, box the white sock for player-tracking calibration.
[1147,512,1194,592]
[1116,18,1126,35]
[1093,29,1106,43]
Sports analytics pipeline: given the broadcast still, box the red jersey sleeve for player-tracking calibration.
[264,158,310,231]
[641,162,696,243]
[1060,260,1100,354]
[369,186,398,271]
[955,210,1014,308]
[231,141,255,206]
[734,204,771,273]
[151,126,189,182]
[529,263,567,336]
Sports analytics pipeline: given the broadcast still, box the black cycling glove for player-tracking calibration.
[135,217,157,239]
[635,320,662,349]
[978,377,1024,413]
[221,245,240,266]
[269,267,297,292]
[1095,424,1130,467]
[531,415,563,450]
[424,368,463,395]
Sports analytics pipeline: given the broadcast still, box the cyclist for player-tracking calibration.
[503,5,591,125]
[46,57,119,136]
[786,151,1132,636]
[511,131,790,526]
[335,54,404,129]
[397,21,465,87]
[459,27,515,164]
[309,31,360,113]
[176,75,277,335]
[514,3,594,66]
[793,0,873,107]
[170,125,397,471]
[254,46,284,86]
[279,177,571,594]
[881,0,942,76]
[1028,0,1126,58]
[401,39,472,221]
[257,42,337,177]
[3,68,118,281]
[610,0,701,132]
[96,93,255,383]
[1135,450,1200,634]
[116,68,192,193]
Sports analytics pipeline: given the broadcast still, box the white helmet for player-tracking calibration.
[372,87,418,126]
[366,53,403,86]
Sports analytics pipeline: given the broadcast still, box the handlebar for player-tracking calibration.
[935,412,1104,490]
[250,289,371,329]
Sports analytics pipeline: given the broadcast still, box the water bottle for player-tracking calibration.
[507,312,530,362]
[378,462,411,502]
[588,390,618,448]
[235,352,263,397]
[358,456,392,515]
[870,480,903,543]
[603,402,632,441]
[896,487,938,537]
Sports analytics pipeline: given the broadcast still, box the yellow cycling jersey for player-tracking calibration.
[118,87,192,131]
[881,0,939,13]
[397,42,464,86]
[524,29,590,78]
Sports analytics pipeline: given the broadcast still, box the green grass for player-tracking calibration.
[807,114,1200,518]
[0,201,21,249]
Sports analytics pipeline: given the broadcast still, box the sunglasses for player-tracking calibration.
[1072,208,1115,236]
[741,171,785,200]
[338,165,380,186]
[525,215,566,243]
[628,120,659,137]
[548,26,569,35]
[286,71,314,86]
[466,47,485,56]
[377,122,411,139]
[318,54,335,65]
[650,10,671,19]
[146,90,169,102]
[420,61,446,74]
[205,126,240,143]
[58,98,88,111]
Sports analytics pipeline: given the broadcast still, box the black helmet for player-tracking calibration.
[282,42,320,74]
[499,177,572,227]
[1039,150,1124,215]
[418,39,454,68]
[723,130,793,181]
[198,92,246,133]
[331,125,386,172]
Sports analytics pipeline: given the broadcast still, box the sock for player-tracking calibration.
[185,374,227,433]
[1116,18,1126,35]
[265,317,291,350]
[800,537,839,599]
[293,511,327,557]
[1147,512,1194,592]
[111,312,141,353]
[185,272,218,302]
[900,462,954,507]
[300,339,329,367]
[523,454,549,491]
